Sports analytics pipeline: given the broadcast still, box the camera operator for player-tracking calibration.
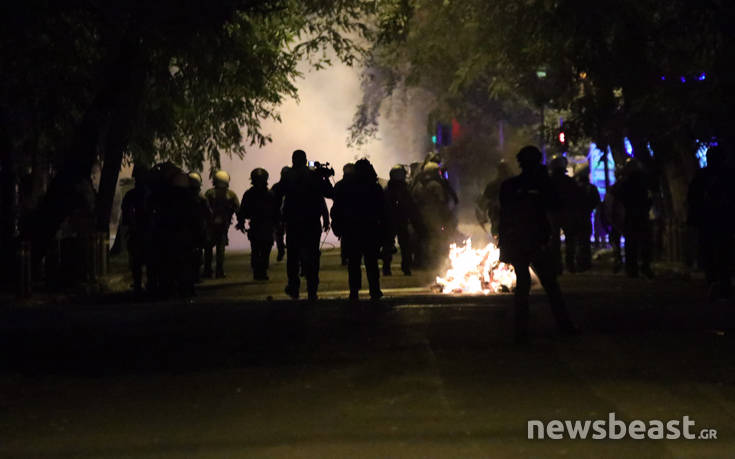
[276,150,334,301]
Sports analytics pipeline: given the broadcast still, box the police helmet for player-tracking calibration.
[516,146,543,168]
[549,155,568,172]
[422,161,440,176]
[213,170,230,188]
[390,165,407,181]
[251,167,269,184]
[188,171,202,186]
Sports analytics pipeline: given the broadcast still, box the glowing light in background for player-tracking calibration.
[624,137,633,156]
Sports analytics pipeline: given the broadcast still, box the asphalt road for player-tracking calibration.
[2,249,735,458]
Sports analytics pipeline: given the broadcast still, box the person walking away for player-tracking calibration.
[236,168,278,281]
[498,146,577,343]
[576,170,601,271]
[411,162,452,268]
[688,145,735,301]
[480,159,514,242]
[382,164,421,276]
[204,170,239,278]
[333,163,356,266]
[618,158,654,278]
[120,164,150,293]
[548,155,583,274]
[277,150,333,301]
[188,172,211,283]
[332,158,385,300]
[157,171,202,297]
[270,166,290,262]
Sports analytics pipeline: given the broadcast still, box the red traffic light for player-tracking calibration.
[558,132,566,144]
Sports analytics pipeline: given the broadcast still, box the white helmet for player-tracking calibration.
[213,170,230,187]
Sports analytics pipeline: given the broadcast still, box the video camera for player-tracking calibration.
[308,160,335,179]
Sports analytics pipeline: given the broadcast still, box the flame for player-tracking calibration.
[435,238,516,294]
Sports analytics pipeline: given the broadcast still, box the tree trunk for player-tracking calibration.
[26,32,146,266]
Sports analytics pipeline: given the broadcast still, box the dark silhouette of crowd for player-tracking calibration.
[117,149,464,301]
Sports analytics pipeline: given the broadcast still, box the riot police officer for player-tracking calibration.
[618,158,654,278]
[188,172,211,283]
[236,168,278,281]
[480,159,513,240]
[204,170,239,278]
[575,170,601,271]
[688,145,735,300]
[333,163,356,266]
[270,166,290,262]
[548,155,582,274]
[498,146,577,343]
[382,164,421,276]
[120,164,150,293]
[332,158,385,300]
[411,161,452,268]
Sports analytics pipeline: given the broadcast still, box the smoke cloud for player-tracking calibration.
[218,60,432,249]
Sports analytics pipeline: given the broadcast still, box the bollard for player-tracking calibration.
[16,240,32,298]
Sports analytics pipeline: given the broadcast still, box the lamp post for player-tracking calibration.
[536,68,548,163]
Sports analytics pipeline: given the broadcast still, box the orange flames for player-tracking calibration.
[435,239,516,294]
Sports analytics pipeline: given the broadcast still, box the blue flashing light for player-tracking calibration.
[698,72,707,81]
[680,76,687,83]
[443,171,449,180]
[696,142,708,168]
[646,142,654,157]
[624,137,634,157]
[660,76,666,81]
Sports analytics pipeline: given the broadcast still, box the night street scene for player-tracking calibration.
[4,2,735,458]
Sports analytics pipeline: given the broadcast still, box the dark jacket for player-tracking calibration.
[498,165,560,264]
[237,185,279,243]
[332,177,385,240]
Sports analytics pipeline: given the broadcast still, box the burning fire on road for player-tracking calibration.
[435,239,516,295]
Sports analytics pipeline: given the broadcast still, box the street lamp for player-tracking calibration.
[536,67,548,162]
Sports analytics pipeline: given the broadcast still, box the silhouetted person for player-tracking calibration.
[602,168,625,273]
[576,171,600,271]
[155,169,203,297]
[277,150,333,301]
[188,172,211,284]
[333,162,355,266]
[146,161,182,294]
[120,164,150,293]
[204,170,239,278]
[548,155,582,274]
[236,168,278,280]
[382,164,421,276]
[332,158,385,300]
[688,145,735,300]
[480,159,513,241]
[618,158,653,278]
[411,161,452,268]
[270,166,290,262]
[498,146,577,343]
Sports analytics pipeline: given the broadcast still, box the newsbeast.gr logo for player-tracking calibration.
[528,413,718,440]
